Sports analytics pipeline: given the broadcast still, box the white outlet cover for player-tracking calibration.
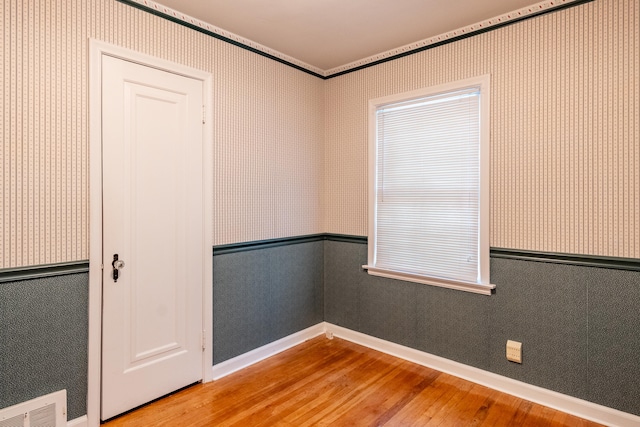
[506,340,522,363]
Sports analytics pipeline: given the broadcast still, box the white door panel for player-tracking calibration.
[101,55,204,420]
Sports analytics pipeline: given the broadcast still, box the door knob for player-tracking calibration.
[112,254,125,282]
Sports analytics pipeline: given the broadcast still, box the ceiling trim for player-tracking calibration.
[118,0,591,80]
[116,0,326,79]
[325,0,593,78]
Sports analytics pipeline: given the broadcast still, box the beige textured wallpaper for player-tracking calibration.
[325,0,639,258]
[1,0,325,268]
[2,0,638,268]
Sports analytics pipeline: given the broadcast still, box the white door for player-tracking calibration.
[100,55,204,420]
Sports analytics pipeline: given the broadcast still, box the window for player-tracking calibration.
[364,76,494,295]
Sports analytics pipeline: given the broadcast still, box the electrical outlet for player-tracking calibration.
[506,340,522,363]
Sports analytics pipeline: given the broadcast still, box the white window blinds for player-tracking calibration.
[366,77,493,294]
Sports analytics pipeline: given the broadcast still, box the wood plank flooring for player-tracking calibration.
[102,336,603,426]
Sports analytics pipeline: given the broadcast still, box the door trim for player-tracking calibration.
[88,39,213,426]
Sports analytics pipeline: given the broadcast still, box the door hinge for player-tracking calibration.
[202,330,206,351]
[202,105,206,124]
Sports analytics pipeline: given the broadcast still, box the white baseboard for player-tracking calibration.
[211,323,326,380]
[68,415,87,427]
[324,322,640,427]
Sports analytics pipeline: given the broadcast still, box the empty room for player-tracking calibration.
[1,0,638,426]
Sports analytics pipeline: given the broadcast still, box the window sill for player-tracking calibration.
[362,265,495,295]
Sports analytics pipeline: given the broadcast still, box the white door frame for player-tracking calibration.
[88,39,213,427]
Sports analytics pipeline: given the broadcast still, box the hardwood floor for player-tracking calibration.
[102,336,602,426]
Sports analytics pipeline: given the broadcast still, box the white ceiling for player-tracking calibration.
[152,0,559,73]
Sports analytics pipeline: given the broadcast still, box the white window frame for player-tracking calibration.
[364,75,494,295]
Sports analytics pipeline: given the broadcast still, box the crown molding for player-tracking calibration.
[117,0,326,78]
[120,0,590,79]
[324,0,591,77]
